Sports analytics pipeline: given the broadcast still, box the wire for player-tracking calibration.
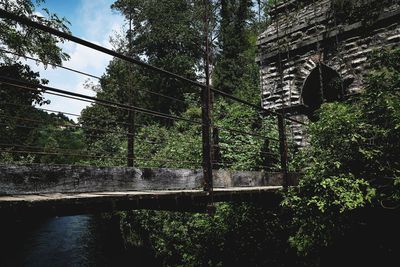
[0,118,202,150]
[0,48,190,104]
[0,143,115,157]
[211,161,281,171]
[0,9,305,125]
[0,77,203,125]
[0,148,201,165]
[0,114,135,137]
[0,122,201,150]
[0,48,101,79]
[0,122,129,140]
[215,139,280,157]
[0,9,204,88]
[1,102,152,129]
[215,124,280,142]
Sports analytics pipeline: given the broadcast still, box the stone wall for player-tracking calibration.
[0,164,298,195]
[257,0,400,145]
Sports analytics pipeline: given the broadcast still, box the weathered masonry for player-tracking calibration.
[257,0,400,145]
[0,164,299,217]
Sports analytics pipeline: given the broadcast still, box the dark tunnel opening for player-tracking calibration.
[301,64,344,121]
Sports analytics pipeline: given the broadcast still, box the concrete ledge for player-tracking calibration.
[0,164,300,195]
[0,187,285,217]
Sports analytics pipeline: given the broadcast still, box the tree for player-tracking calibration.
[110,0,204,116]
[283,48,400,262]
[0,63,47,148]
[0,0,72,162]
[0,0,70,65]
[212,0,254,95]
[0,0,71,116]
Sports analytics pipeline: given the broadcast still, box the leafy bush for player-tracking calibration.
[283,48,400,255]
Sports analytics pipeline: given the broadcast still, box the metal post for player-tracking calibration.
[127,11,135,167]
[202,87,213,192]
[127,110,135,167]
[202,0,213,199]
[278,115,289,187]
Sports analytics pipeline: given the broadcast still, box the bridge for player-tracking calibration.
[0,9,301,217]
[0,164,299,216]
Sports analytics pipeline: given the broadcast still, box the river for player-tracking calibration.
[0,215,161,266]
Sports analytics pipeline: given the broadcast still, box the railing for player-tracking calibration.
[0,9,303,202]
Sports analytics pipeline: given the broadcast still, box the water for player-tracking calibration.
[0,215,161,267]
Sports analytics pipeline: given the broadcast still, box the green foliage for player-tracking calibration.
[134,121,202,169]
[0,64,47,149]
[213,0,255,95]
[0,0,70,66]
[0,0,74,164]
[283,174,375,254]
[0,63,86,164]
[110,0,203,116]
[81,0,276,172]
[34,126,86,164]
[284,48,400,255]
[214,99,280,170]
[119,203,303,267]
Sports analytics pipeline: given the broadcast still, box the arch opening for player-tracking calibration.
[301,64,344,120]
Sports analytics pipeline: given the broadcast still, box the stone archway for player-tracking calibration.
[301,63,343,120]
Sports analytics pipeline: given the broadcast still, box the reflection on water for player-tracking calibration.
[0,215,160,267]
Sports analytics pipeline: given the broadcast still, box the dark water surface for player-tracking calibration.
[0,215,161,267]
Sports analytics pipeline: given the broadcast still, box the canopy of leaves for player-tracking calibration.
[109,0,204,116]
[0,0,70,66]
[212,0,255,95]
[0,0,78,164]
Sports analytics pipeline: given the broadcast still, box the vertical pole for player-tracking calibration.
[127,112,134,166]
[127,11,135,167]
[278,115,288,187]
[202,0,213,200]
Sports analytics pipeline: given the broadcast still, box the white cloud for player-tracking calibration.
[28,0,124,120]
[78,0,123,45]
[63,42,112,76]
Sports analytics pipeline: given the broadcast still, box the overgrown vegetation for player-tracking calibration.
[1,0,399,266]
[283,48,400,261]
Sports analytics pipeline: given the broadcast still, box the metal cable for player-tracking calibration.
[211,161,281,170]
[2,79,285,144]
[0,48,190,104]
[0,148,201,165]
[215,124,280,142]
[1,102,133,127]
[0,77,203,125]
[0,9,305,125]
[0,122,201,149]
[0,122,131,141]
[0,114,135,137]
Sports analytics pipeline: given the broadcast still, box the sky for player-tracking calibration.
[26,0,124,119]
